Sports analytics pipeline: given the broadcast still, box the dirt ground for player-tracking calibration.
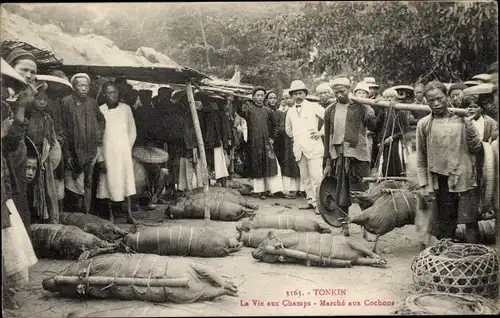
[11,192,440,317]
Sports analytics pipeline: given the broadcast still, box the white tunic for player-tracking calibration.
[97,103,137,201]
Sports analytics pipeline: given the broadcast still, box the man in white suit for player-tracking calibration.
[285,80,325,214]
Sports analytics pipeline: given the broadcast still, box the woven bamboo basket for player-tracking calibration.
[411,239,499,299]
[392,293,499,315]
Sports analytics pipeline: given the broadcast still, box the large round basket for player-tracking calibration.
[133,158,148,195]
[411,239,499,299]
[316,176,344,228]
[392,293,499,315]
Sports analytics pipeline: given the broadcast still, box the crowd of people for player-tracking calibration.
[1,47,498,310]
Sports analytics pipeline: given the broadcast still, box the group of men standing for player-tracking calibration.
[236,73,499,241]
[240,76,381,238]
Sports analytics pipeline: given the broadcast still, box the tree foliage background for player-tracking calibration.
[3,1,498,91]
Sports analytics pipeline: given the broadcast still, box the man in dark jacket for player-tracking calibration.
[60,73,105,214]
[323,77,377,236]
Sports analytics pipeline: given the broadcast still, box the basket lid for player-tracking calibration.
[316,176,346,228]
[132,146,169,164]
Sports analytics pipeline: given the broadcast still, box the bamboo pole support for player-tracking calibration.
[362,177,411,183]
[185,79,211,225]
[262,247,353,267]
[53,276,189,288]
[349,95,469,116]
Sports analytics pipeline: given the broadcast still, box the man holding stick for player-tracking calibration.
[323,77,377,236]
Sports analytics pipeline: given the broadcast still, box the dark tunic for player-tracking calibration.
[2,110,30,230]
[26,110,59,223]
[274,109,300,178]
[410,98,428,125]
[375,109,410,177]
[323,102,377,208]
[1,153,13,229]
[60,94,105,173]
[45,97,65,179]
[241,101,279,179]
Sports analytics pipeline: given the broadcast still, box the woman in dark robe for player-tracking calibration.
[26,89,61,224]
[201,96,229,185]
[375,88,410,177]
[267,89,300,198]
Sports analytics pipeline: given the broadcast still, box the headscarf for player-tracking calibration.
[5,48,36,66]
[330,77,350,88]
[316,83,333,94]
[382,88,403,99]
[414,83,425,91]
[70,73,91,87]
[252,86,266,96]
[50,70,69,81]
[264,90,279,109]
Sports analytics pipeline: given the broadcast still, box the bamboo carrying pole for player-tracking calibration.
[362,177,411,183]
[185,80,211,224]
[349,95,469,116]
[53,276,189,288]
[262,247,353,267]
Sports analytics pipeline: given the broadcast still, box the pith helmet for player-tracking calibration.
[353,82,370,94]
[289,80,309,95]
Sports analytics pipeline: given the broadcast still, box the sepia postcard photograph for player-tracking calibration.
[1,1,499,316]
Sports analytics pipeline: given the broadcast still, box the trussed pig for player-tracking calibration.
[166,196,255,221]
[188,188,259,210]
[251,230,387,267]
[342,189,431,253]
[237,214,331,233]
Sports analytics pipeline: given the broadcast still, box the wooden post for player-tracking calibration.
[185,79,211,224]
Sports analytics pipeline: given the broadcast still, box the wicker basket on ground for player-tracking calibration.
[392,293,499,315]
[411,239,499,299]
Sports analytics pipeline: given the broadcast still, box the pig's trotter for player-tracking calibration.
[245,202,259,210]
[226,246,241,254]
[372,235,381,254]
[348,238,383,259]
[242,207,255,216]
[78,250,91,261]
[353,257,388,267]
[317,224,332,234]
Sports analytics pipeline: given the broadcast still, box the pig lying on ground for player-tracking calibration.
[238,228,297,248]
[123,224,242,257]
[43,253,238,303]
[237,214,331,233]
[30,224,122,260]
[252,230,387,268]
[187,187,259,210]
[166,196,255,221]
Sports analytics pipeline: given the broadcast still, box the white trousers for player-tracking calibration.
[297,155,323,206]
[282,176,301,192]
[253,159,284,194]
